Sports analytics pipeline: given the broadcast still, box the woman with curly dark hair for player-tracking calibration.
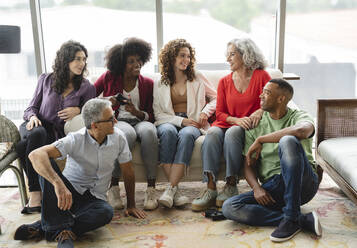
[16,40,96,214]
[153,39,217,208]
[94,37,159,211]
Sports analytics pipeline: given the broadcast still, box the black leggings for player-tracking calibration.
[16,121,56,192]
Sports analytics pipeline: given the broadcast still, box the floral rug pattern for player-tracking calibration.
[1,175,356,248]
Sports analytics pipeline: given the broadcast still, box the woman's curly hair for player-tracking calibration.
[105,37,152,77]
[159,39,196,86]
[51,40,88,94]
[227,38,268,71]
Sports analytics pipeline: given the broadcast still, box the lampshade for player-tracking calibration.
[0,25,21,54]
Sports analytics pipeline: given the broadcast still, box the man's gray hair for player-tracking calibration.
[227,38,268,71]
[82,98,112,129]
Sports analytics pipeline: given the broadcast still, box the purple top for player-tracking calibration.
[24,73,96,139]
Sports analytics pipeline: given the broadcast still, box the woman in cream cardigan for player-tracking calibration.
[153,39,217,208]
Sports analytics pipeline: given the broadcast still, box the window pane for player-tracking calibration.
[0,1,37,124]
[162,0,279,69]
[40,0,157,80]
[284,1,357,117]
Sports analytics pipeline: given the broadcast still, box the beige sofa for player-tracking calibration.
[64,69,287,182]
[315,99,357,205]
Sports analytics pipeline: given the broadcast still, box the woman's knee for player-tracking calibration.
[137,122,158,141]
[178,126,200,140]
[157,123,177,139]
[27,126,48,143]
[205,126,224,143]
[225,126,245,139]
[116,122,137,148]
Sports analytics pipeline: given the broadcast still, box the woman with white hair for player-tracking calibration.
[192,38,271,211]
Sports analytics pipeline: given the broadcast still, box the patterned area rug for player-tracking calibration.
[1,174,356,248]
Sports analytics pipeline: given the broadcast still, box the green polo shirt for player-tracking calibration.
[243,108,316,183]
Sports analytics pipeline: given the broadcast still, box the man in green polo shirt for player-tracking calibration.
[222,78,322,242]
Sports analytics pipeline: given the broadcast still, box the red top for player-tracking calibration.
[213,69,271,128]
[94,71,155,122]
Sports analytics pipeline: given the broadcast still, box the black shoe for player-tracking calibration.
[204,209,226,221]
[21,205,41,214]
[56,230,76,248]
[14,220,43,240]
[270,218,301,242]
[300,211,322,236]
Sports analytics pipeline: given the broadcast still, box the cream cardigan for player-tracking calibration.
[153,71,217,132]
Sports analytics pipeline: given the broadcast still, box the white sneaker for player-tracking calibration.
[108,185,124,210]
[173,187,189,207]
[144,187,158,210]
[158,185,177,208]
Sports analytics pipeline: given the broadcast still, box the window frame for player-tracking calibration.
[30,0,287,76]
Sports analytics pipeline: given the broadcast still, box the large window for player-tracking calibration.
[1,0,282,123]
[6,0,336,123]
[39,0,157,79]
[0,0,37,125]
[162,0,279,68]
[0,0,37,185]
[284,0,357,117]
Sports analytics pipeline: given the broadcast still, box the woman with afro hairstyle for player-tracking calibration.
[153,39,217,208]
[94,37,159,210]
[16,40,96,214]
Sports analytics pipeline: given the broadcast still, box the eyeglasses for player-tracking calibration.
[96,115,115,124]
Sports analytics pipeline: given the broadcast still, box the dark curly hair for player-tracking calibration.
[51,40,88,94]
[159,39,196,86]
[105,37,152,77]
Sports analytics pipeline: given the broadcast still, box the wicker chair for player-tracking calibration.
[315,99,357,205]
[0,115,28,207]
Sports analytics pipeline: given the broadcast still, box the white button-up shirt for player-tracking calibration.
[54,127,131,201]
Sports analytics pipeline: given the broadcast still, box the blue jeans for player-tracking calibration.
[222,135,318,226]
[157,123,201,166]
[113,121,158,180]
[201,126,245,182]
[39,160,113,241]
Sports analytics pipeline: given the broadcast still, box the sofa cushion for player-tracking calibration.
[318,137,357,190]
[131,135,227,182]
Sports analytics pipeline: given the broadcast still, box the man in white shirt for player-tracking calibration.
[14,98,146,248]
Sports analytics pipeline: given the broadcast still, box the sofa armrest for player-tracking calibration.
[316,99,357,147]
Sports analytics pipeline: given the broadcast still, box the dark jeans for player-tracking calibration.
[16,121,55,192]
[222,135,319,226]
[39,160,114,241]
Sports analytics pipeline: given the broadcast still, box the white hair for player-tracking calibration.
[227,38,268,70]
[82,98,111,129]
